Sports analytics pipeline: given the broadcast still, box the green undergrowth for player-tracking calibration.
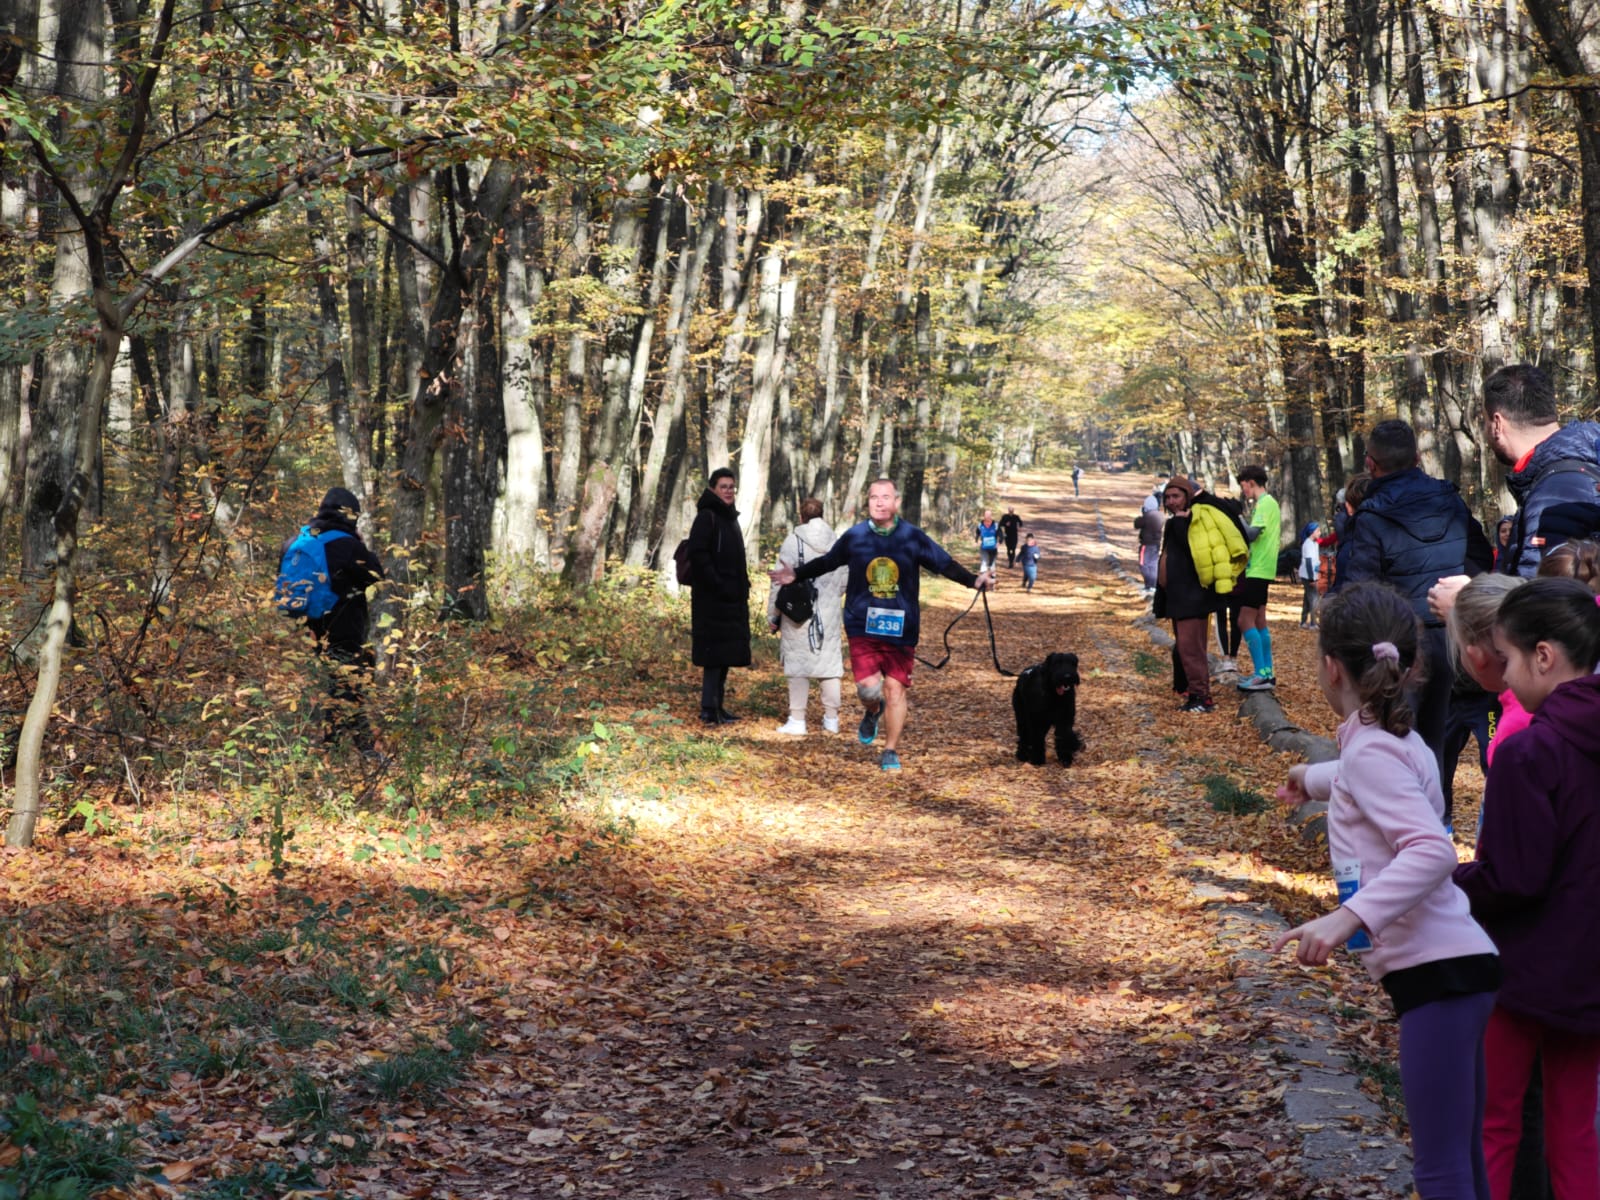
[1,569,784,1195]
[0,890,484,1197]
[16,568,778,867]
[1202,773,1270,815]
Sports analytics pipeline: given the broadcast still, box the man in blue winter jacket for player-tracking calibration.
[1335,420,1494,799]
[771,479,993,772]
[1483,364,1600,574]
[1430,363,1600,610]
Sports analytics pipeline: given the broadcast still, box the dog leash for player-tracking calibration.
[914,588,1017,677]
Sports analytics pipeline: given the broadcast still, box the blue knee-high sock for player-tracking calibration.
[1242,627,1264,675]
[1257,626,1274,675]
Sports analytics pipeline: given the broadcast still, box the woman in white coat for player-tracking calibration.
[766,498,849,735]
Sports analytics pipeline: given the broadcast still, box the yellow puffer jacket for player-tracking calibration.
[1188,503,1248,594]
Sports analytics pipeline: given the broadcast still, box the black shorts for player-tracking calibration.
[1234,576,1270,608]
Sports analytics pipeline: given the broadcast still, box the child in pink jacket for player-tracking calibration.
[1276,582,1500,1200]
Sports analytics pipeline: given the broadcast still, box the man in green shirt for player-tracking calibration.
[1236,465,1282,691]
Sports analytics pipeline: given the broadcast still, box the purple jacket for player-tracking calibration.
[1454,674,1600,1034]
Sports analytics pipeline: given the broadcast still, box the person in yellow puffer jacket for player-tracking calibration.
[1188,487,1249,595]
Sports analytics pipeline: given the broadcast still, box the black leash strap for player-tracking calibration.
[914,588,1016,677]
[979,590,1017,677]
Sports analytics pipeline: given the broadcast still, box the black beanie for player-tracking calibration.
[320,487,361,515]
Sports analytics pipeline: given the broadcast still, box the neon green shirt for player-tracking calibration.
[1246,492,1281,580]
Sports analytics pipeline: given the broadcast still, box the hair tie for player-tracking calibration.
[1372,641,1400,663]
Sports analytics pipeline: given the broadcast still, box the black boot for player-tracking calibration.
[716,708,739,724]
[700,707,721,725]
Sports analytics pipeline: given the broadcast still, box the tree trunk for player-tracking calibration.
[551,187,592,556]
[449,302,503,619]
[565,463,617,588]
[626,184,719,570]
[493,183,550,586]
[1522,0,1600,358]
[306,199,370,508]
[734,204,794,561]
[9,300,120,846]
[385,161,518,595]
[709,188,764,476]
[611,189,674,561]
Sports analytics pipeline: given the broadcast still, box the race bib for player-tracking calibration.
[864,606,906,639]
[1333,862,1373,952]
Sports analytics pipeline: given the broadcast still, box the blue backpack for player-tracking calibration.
[275,526,352,619]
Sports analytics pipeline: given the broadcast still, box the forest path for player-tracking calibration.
[384,469,1402,1200]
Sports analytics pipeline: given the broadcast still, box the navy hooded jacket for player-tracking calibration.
[1499,420,1600,577]
[1335,467,1492,626]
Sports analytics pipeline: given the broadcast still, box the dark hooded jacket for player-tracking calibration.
[1334,467,1492,626]
[1499,420,1600,577]
[282,487,386,654]
[1454,674,1600,1034]
[1154,476,1213,621]
[687,488,752,668]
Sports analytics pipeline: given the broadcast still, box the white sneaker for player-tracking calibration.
[822,715,840,734]
[775,718,807,735]
[1214,657,1238,674]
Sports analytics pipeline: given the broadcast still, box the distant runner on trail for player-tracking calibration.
[999,507,1024,567]
[974,509,1001,575]
[1072,465,1083,496]
[770,478,993,772]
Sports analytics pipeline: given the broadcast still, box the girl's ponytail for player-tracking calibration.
[1318,582,1423,737]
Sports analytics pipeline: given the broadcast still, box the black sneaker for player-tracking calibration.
[858,707,880,745]
[1180,699,1216,714]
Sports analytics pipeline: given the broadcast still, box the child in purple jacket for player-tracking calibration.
[1454,578,1600,1200]
[1275,582,1500,1200]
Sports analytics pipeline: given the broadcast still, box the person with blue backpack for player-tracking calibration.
[275,487,386,757]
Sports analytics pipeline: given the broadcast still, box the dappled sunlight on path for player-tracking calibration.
[372,468,1398,1199]
[0,470,1410,1200]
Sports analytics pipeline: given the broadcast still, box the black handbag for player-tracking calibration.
[775,536,817,624]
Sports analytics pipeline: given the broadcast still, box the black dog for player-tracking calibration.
[1012,652,1083,767]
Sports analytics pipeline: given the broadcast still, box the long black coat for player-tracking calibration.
[1154,513,1213,621]
[688,490,752,668]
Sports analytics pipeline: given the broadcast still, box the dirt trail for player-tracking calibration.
[392,470,1395,1199]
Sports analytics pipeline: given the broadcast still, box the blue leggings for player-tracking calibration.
[1399,989,1497,1200]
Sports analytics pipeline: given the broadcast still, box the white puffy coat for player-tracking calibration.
[766,518,847,679]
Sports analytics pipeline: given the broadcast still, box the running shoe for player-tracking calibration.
[858,707,880,745]
[879,749,901,771]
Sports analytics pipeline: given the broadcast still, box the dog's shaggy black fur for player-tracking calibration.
[1012,652,1083,767]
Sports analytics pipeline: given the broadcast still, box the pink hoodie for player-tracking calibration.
[1303,710,1496,981]
[1485,689,1532,768]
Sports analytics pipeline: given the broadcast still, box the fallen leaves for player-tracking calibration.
[0,472,1416,1199]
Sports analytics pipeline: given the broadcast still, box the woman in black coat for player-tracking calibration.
[688,468,752,724]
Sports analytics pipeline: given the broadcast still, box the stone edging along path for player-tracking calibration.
[1090,499,1414,1193]
[1091,505,1338,840]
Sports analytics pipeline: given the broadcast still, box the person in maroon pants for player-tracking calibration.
[1153,475,1217,714]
